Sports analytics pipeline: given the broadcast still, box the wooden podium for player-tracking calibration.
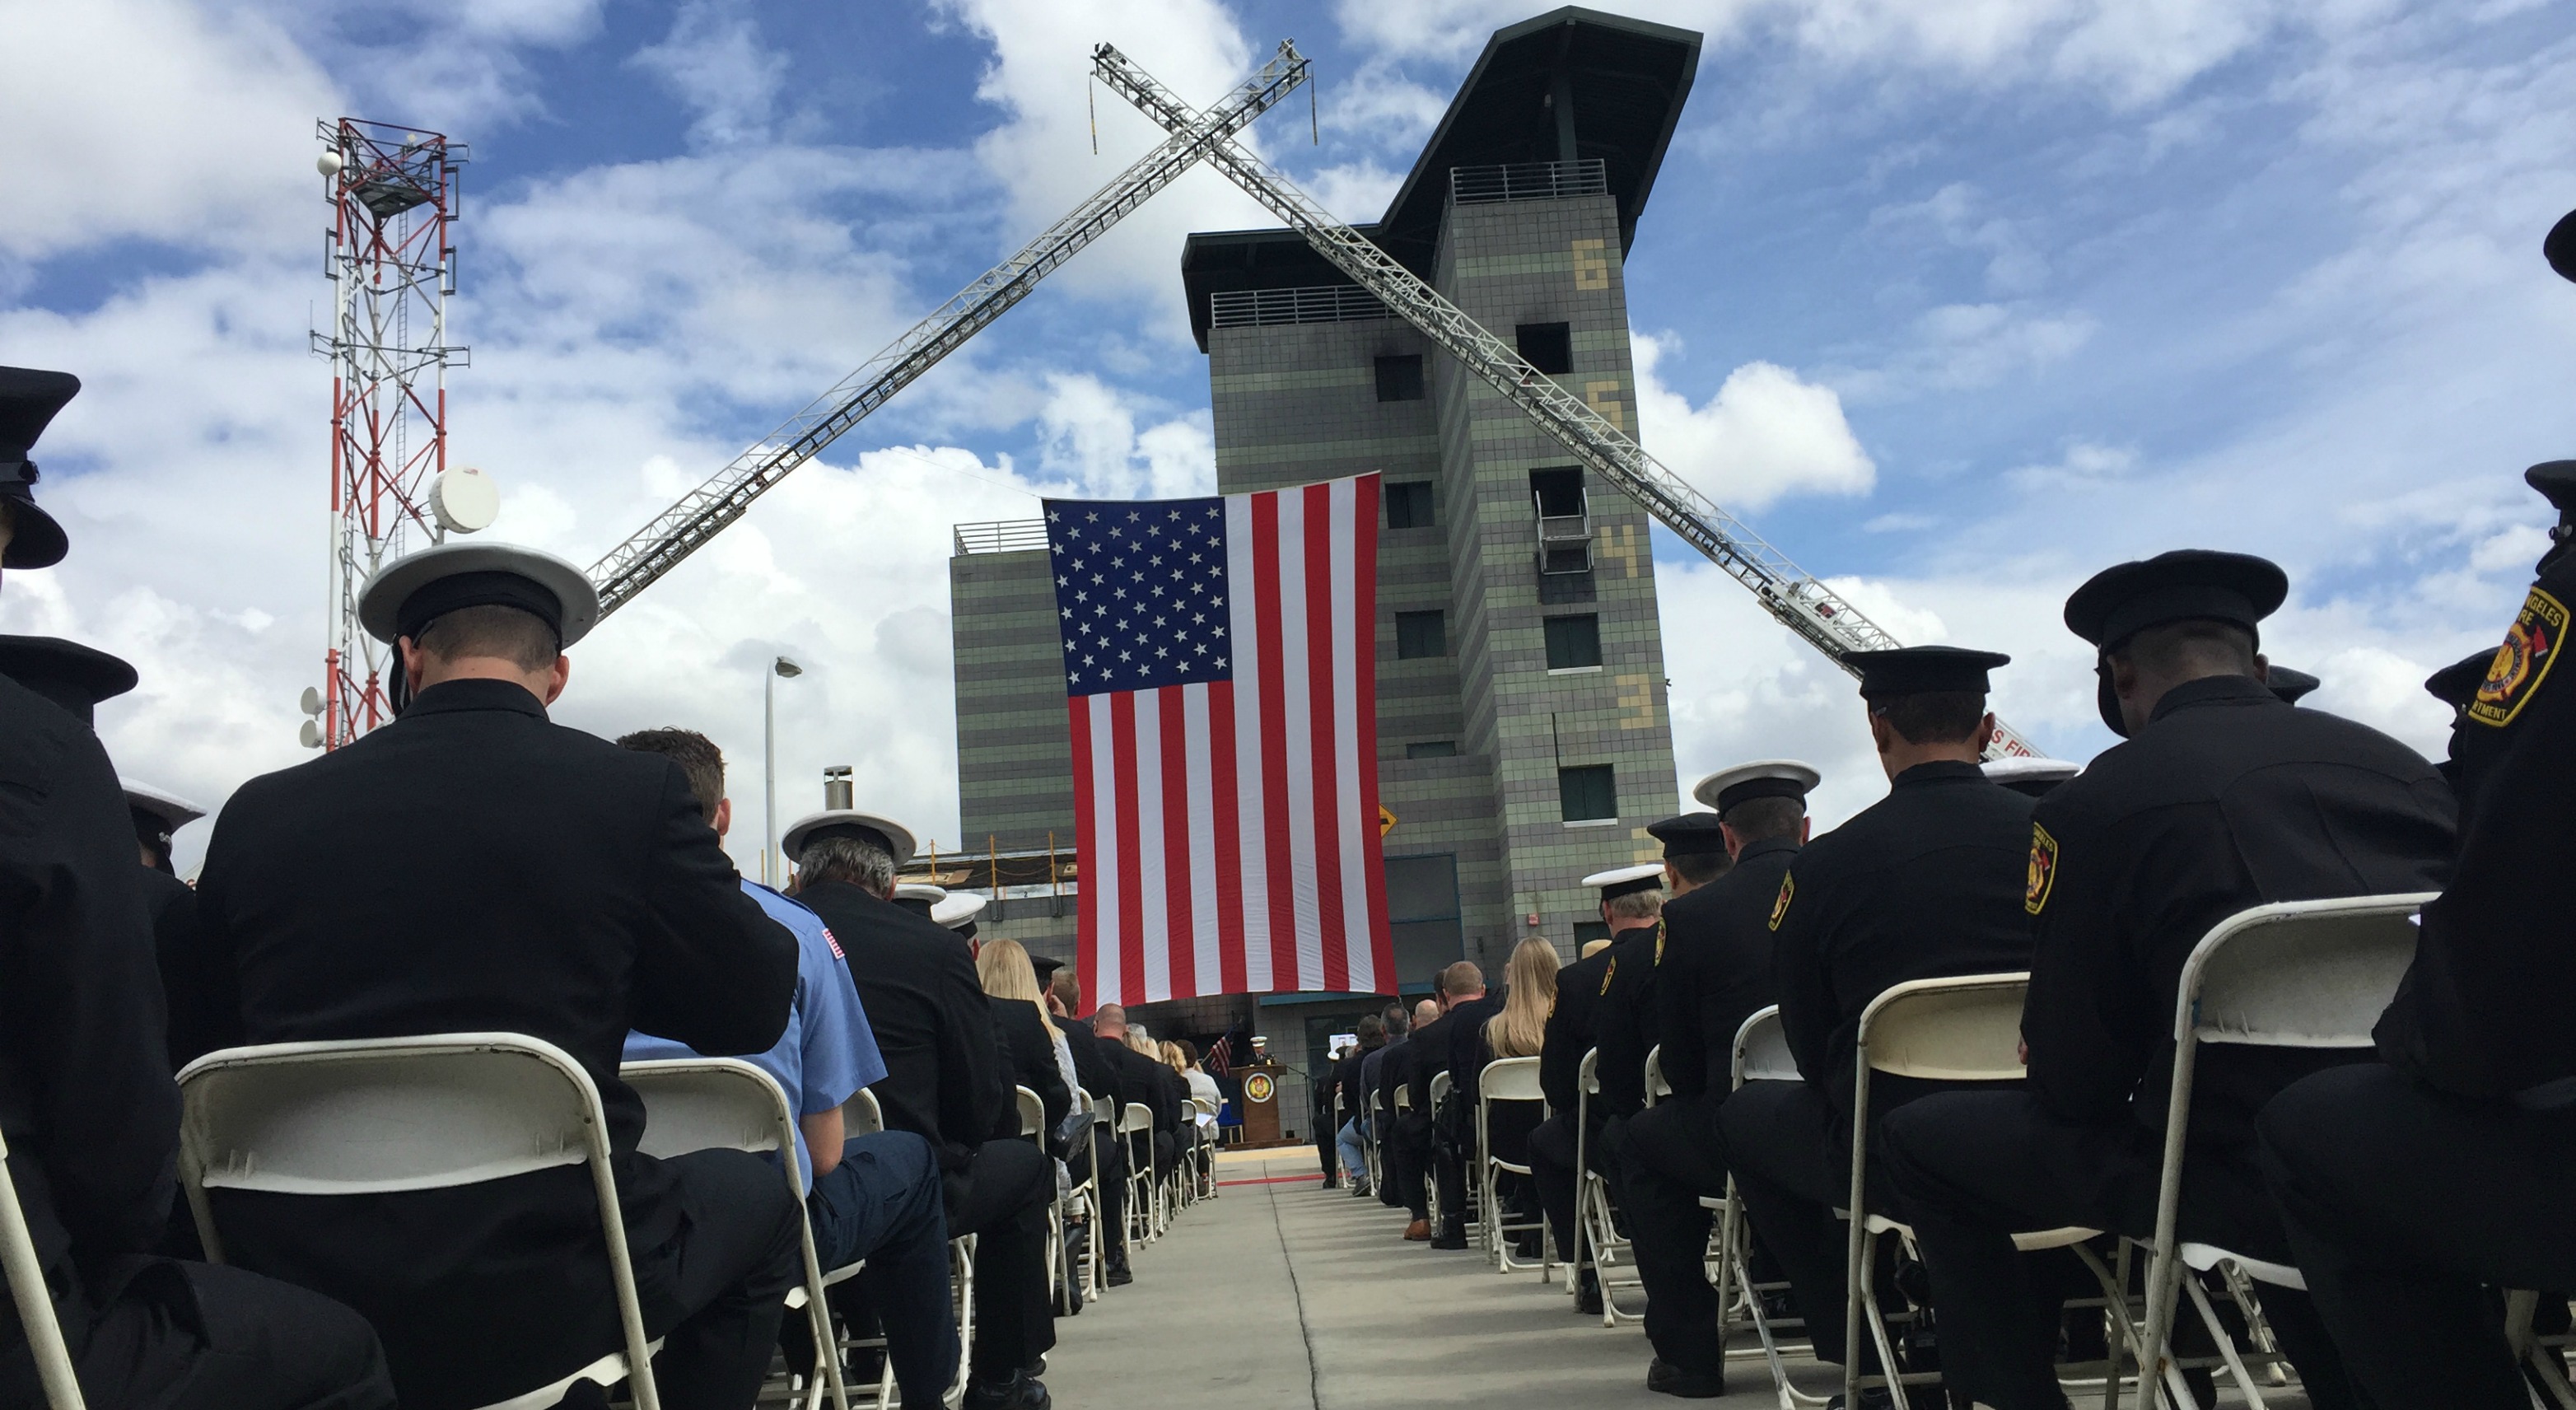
[1234,1061,1286,1146]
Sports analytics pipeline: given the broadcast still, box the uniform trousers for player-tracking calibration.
[0,1257,393,1410]
[1718,1081,1911,1376]
[1390,1111,1433,1220]
[2258,1062,2576,1410]
[1313,1106,1339,1186]
[805,1131,958,1408]
[1527,1112,1586,1263]
[1374,1109,1405,1207]
[1614,1095,1735,1375]
[1880,1090,2361,1410]
[940,1139,1057,1386]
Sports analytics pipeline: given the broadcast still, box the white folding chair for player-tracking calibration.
[1365,1089,1389,1196]
[1475,1057,1549,1274]
[176,1033,665,1410]
[1724,1006,1827,1402]
[0,1128,85,1410]
[622,1058,849,1410]
[1119,1103,1156,1247]
[1009,1085,1071,1310]
[1842,974,2102,1410]
[1192,1095,1222,1199]
[1644,1043,1673,1107]
[1570,1047,1645,1326]
[2133,894,2436,1410]
[1082,1092,1117,1294]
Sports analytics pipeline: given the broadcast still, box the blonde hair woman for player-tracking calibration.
[1483,936,1559,1060]
[976,938,1074,1138]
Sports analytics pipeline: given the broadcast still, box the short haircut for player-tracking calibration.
[1049,969,1084,1012]
[798,833,894,895]
[1355,1015,1385,1045]
[2115,619,2258,679]
[617,728,725,824]
[1668,852,1730,888]
[1607,888,1664,922]
[1094,1003,1126,1029]
[1381,1002,1410,1037]
[1176,1039,1198,1064]
[1724,794,1806,843]
[1438,960,1483,997]
[1871,691,1987,746]
[1412,998,1440,1025]
[415,603,558,672]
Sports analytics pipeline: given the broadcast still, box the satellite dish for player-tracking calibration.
[298,718,324,749]
[429,466,500,534]
[317,149,345,178]
[300,685,324,717]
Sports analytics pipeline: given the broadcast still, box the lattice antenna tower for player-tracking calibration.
[306,118,470,749]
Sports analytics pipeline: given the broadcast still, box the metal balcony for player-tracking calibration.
[1207,284,1392,329]
[1449,158,1609,207]
[953,519,1050,556]
[1534,488,1593,576]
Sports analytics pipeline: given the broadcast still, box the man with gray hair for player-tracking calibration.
[786,808,1057,1410]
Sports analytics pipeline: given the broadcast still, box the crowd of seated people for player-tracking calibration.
[0,381,1216,1410]
[1300,213,2576,1407]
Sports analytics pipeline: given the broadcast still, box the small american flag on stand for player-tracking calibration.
[1047,474,1394,1007]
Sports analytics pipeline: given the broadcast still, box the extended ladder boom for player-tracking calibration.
[1090,45,2037,758]
[585,43,1314,618]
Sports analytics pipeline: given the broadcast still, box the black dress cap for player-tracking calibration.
[2527,462,2576,517]
[2425,649,2498,709]
[1690,759,1822,815]
[357,541,602,649]
[0,635,137,725]
[2266,666,2321,705]
[0,367,81,570]
[1644,812,1730,857]
[2064,549,2288,651]
[2549,208,2576,284]
[1841,645,2009,698]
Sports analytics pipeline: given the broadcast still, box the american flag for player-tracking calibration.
[1047,474,1394,1006]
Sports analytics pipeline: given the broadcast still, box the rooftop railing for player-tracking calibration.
[953,518,1050,555]
[1449,158,1609,206]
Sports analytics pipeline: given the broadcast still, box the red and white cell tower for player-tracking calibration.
[303,118,479,750]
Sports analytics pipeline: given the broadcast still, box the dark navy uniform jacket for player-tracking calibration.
[2380,558,2576,1102]
[192,677,796,1408]
[799,880,1008,1167]
[2023,675,2453,1149]
[1770,759,2036,1118]
[1658,835,1800,1101]
[0,675,177,1365]
[1539,947,1612,1117]
[1590,926,1661,1119]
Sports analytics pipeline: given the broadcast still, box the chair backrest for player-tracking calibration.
[1393,1085,1412,1114]
[1856,973,2032,1082]
[1577,1045,1600,1095]
[2181,894,2434,1048]
[0,1128,84,1410]
[179,1033,611,1197]
[843,1085,884,1137]
[1120,1101,1153,1134]
[1429,1070,1453,1107]
[1733,1005,1798,1086]
[1015,1085,1045,1139]
[1644,1044,1671,1104]
[1478,1056,1544,1104]
[1192,1095,1220,1120]
[623,1058,795,1164]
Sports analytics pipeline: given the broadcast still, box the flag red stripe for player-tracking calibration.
[1109,690,1146,1006]
[1208,679,1248,995]
[1159,686,1196,1001]
[1250,490,1300,991]
[1302,480,1351,994]
[1067,693,1099,1002]
[1348,474,1392,990]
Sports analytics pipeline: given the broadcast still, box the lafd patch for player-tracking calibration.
[2026,824,2060,915]
[1598,956,1617,996]
[1767,874,1794,931]
[2468,587,2567,729]
[1654,916,1667,965]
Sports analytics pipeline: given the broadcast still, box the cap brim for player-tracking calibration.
[2,498,67,569]
[357,541,602,647]
[780,809,919,869]
[2549,208,2576,284]
[122,780,208,831]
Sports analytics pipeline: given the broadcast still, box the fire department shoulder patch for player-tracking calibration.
[1599,956,1617,996]
[2025,824,2059,916]
[1767,874,1794,931]
[2467,587,2568,729]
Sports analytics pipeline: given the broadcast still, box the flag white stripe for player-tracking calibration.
[1327,478,1374,992]
[1182,684,1223,992]
[1273,488,1320,993]
[1132,690,1170,1004]
[1085,695,1121,1006]
[1224,494,1271,993]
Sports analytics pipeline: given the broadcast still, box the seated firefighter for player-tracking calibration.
[614,729,958,1410]
[193,542,805,1410]
[1397,961,1500,1250]
[784,807,1057,1410]
[1048,968,1135,1287]
[1610,763,1818,1398]
[0,365,393,1410]
[1881,551,2457,1410]
[1718,646,2036,1399]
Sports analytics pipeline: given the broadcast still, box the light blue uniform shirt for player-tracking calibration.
[625,880,885,1191]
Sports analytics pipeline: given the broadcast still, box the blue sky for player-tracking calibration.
[4,0,2572,867]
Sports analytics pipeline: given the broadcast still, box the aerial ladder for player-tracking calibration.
[1087,44,2039,757]
[582,43,1313,617]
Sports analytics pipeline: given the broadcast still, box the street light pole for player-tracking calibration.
[764,655,803,885]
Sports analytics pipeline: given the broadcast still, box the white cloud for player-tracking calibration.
[1632,334,1875,511]
[631,0,790,150]
[1832,301,2099,401]
[2006,440,2137,489]
[1869,182,2050,295]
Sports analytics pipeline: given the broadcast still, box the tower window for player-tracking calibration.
[1396,610,1449,659]
[1374,354,1426,402]
[1385,481,1435,529]
[1559,764,1616,822]
[1516,322,1573,376]
[1545,614,1602,670]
